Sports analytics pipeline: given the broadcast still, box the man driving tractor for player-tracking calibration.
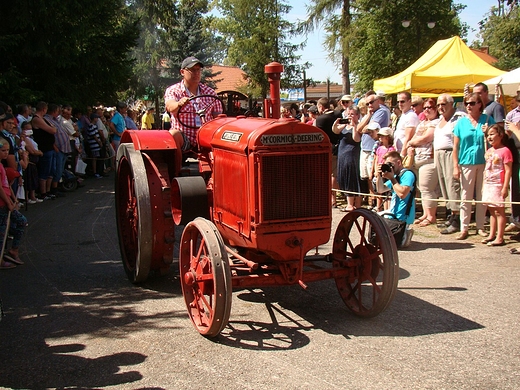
[164,56,223,157]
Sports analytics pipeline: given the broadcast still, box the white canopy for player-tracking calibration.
[482,67,520,96]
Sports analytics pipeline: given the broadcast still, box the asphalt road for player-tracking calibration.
[0,173,519,389]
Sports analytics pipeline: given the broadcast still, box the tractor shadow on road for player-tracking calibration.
[216,279,483,350]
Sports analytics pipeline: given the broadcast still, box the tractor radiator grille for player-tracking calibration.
[260,152,329,221]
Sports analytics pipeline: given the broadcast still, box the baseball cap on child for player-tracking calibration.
[378,127,393,136]
[367,122,381,131]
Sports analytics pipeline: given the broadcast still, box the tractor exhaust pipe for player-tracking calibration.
[264,62,284,119]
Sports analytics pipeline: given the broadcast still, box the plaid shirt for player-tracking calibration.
[164,81,221,148]
[45,114,72,153]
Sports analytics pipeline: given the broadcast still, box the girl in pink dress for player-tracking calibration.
[482,124,513,246]
[371,127,395,211]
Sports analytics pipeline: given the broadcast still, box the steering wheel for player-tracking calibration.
[176,94,224,129]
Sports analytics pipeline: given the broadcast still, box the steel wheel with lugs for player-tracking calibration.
[332,208,399,317]
[180,218,232,337]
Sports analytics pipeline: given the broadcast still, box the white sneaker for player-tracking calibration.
[27,199,36,204]
[401,226,414,248]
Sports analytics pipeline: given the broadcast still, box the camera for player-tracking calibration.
[381,162,394,173]
[338,118,350,124]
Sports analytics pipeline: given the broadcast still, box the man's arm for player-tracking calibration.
[381,169,411,199]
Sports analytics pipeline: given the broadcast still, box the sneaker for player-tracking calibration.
[401,227,414,248]
[511,233,520,241]
[94,173,102,178]
[35,198,43,203]
[48,194,56,199]
[440,224,459,234]
[505,223,520,232]
[477,229,488,237]
[27,199,37,204]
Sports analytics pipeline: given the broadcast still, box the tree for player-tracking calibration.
[300,0,352,94]
[0,0,139,107]
[350,0,466,92]
[478,1,520,71]
[126,0,225,118]
[213,0,307,98]
[299,0,466,93]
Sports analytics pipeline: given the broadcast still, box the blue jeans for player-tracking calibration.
[0,207,27,249]
[53,151,68,182]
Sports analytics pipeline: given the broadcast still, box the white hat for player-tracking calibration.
[378,127,392,136]
[341,95,352,101]
[367,122,381,131]
[376,90,386,98]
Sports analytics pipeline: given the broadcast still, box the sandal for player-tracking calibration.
[414,216,427,224]
[0,259,16,269]
[481,237,496,244]
[510,248,520,254]
[4,253,23,265]
[487,240,506,247]
[418,218,434,227]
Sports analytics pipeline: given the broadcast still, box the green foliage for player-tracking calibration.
[300,0,466,93]
[127,0,226,108]
[350,0,466,92]
[213,0,307,98]
[0,0,138,107]
[478,2,520,71]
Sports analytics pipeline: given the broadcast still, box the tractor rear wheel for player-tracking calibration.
[115,143,154,283]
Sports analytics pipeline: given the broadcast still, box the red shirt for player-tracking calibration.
[0,164,11,208]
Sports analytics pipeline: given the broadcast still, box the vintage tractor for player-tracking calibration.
[115,62,399,337]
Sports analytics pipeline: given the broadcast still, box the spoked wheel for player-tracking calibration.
[176,94,223,129]
[180,218,232,337]
[332,208,399,317]
[115,143,153,283]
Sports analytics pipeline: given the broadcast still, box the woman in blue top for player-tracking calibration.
[453,93,495,240]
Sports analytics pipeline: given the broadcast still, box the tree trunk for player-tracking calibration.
[342,57,350,94]
[341,0,351,94]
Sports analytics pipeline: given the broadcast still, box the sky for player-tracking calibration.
[286,0,498,84]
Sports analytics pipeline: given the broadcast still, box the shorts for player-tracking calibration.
[38,150,56,181]
[359,150,372,179]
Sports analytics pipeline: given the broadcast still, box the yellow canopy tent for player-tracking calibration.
[373,36,505,97]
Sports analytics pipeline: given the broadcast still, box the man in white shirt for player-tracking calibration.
[394,91,419,156]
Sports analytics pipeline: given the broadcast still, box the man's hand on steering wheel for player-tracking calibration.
[176,94,223,129]
[177,97,190,109]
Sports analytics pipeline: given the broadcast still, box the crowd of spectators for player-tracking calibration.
[2,80,519,268]
[279,83,520,249]
[0,98,176,270]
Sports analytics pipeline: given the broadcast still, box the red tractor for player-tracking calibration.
[115,62,399,337]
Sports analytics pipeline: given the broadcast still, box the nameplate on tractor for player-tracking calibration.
[260,133,324,146]
[221,131,243,142]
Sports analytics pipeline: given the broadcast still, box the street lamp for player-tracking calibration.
[401,19,436,57]
[401,19,436,29]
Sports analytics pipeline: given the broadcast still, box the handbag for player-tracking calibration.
[402,153,414,169]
